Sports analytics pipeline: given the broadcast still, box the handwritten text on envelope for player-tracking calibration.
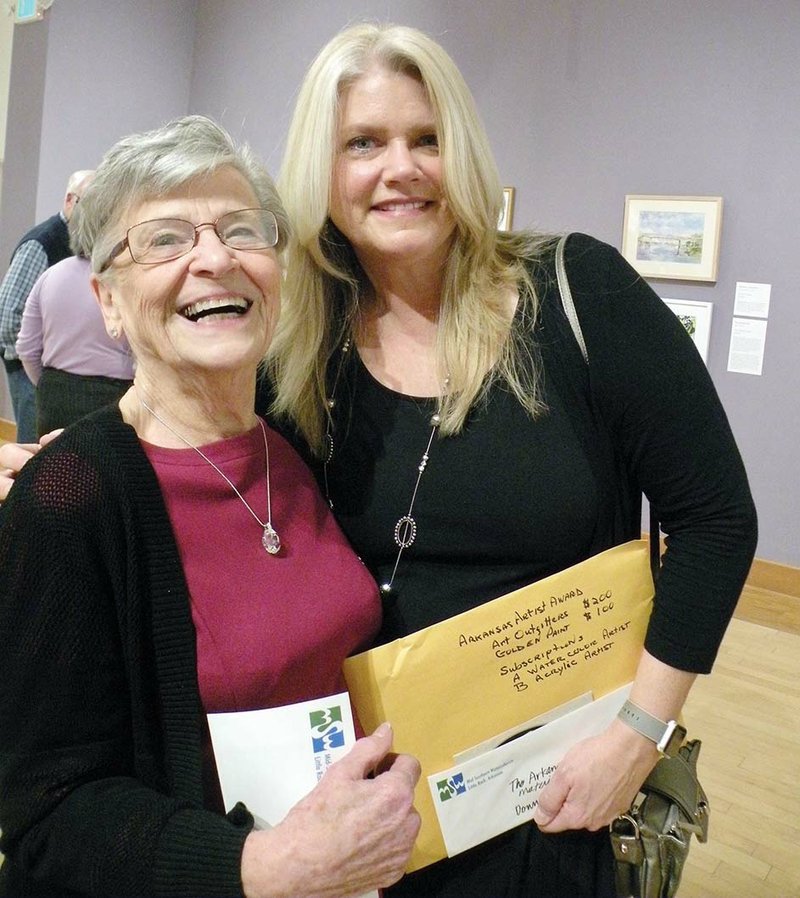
[343,540,654,871]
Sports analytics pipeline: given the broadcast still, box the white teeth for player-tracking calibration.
[380,201,427,212]
[181,297,249,320]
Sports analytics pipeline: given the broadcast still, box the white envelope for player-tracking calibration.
[453,692,594,764]
[208,693,377,898]
[428,683,632,858]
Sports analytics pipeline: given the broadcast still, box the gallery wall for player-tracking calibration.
[0,0,197,263]
[1,0,797,566]
[0,0,197,419]
[0,9,14,204]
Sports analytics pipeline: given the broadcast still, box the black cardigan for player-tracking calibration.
[0,407,251,897]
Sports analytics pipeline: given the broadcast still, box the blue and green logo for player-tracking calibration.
[436,772,467,802]
[309,705,345,753]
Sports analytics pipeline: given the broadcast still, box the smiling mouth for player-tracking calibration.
[181,297,252,322]
[374,200,431,213]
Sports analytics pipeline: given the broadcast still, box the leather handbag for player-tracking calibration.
[609,739,709,898]
[554,235,711,897]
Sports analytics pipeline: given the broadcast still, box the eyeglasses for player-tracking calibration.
[99,208,279,272]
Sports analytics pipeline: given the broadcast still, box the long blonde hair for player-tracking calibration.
[269,22,551,454]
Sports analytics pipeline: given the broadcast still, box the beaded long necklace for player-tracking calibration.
[323,337,444,595]
[139,393,282,555]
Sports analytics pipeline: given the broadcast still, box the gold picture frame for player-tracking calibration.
[498,187,515,232]
[15,0,45,24]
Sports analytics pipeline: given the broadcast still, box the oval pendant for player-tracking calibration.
[262,524,281,555]
[394,515,417,549]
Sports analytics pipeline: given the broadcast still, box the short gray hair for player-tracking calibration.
[65,169,95,198]
[75,115,290,274]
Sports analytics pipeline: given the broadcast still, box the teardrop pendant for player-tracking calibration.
[262,524,281,555]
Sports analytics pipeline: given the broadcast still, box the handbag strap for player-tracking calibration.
[555,234,588,363]
[641,739,708,834]
[554,234,661,580]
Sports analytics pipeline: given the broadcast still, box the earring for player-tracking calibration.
[109,327,119,339]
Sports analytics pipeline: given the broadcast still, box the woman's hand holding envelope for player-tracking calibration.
[533,650,695,833]
[531,719,659,832]
[241,722,422,898]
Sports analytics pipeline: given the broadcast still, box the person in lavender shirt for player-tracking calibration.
[16,204,135,436]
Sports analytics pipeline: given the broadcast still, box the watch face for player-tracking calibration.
[659,722,687,756]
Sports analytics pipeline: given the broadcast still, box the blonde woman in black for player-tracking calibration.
[269,22,757,898]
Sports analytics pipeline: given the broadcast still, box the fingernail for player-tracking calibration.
[374,722,392,737]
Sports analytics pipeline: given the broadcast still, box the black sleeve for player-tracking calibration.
[564,234,757,672]
[0,435,249,897]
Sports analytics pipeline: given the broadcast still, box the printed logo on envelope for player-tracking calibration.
[436,772,467,802]
[309,705,346,752]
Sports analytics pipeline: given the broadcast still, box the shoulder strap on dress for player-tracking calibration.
[554,233,661,579]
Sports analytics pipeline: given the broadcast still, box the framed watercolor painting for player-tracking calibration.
[15,0,44,23]
[622,195,723,281]
[663,298,713,363]
[498,187,515,231]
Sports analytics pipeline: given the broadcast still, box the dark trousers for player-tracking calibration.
[386,823,615,898]
[36,367,132,436]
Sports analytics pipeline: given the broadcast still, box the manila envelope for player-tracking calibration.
[343,539,653,872]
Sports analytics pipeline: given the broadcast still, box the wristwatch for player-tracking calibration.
[617,699,686,757]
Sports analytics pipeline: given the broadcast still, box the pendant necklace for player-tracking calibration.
[379,410,441,595]
[323,337,445,595]
[138,393,282,555]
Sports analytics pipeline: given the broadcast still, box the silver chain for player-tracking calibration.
[138,393,281,555]
[323,339,445,594]
[380,413,441,594]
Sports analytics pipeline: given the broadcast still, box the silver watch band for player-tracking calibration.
[617,699,686,756]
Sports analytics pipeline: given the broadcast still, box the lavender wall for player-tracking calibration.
[2,0,797,567]
[0,0,197,421]
[1,0,197,257]
[34,0,198,222]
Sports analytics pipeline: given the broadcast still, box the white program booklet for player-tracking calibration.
[208,692,378,898]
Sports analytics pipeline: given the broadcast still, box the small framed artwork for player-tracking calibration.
[663,298,713,363]
[15,0,44,23]
[622,195,723,282]
[498,187,515,231]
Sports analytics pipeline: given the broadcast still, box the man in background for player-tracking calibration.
[0,169,94,441]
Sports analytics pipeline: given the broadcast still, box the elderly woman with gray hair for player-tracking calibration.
[0,116,419,898]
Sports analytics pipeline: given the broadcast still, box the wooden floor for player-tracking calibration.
[677,583,800,898]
